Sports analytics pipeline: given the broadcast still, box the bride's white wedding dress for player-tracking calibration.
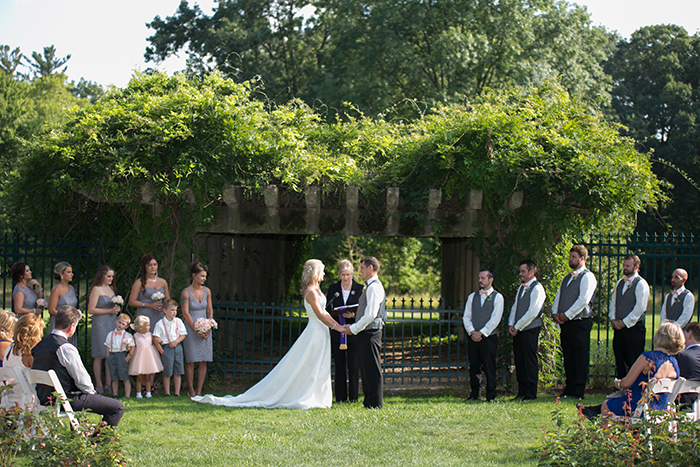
[192,289,332,409]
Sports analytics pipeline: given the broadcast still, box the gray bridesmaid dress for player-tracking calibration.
[12,284,38,313]
[182,287,213,363]
[91,295,117,359]
[136,286,165,333]
[50,285,79,347]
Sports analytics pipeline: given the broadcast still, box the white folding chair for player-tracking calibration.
[0,366,33,406]
[22,368,80,431]
[670,377,700,421]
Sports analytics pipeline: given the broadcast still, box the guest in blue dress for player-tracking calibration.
[579,321,685,419]
[10,262,45,316]
[128,253,170,391]
[48,262,80,347]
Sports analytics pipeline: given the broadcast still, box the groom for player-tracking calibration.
[343,257,386,409]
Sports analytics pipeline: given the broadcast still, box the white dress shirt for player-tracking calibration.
[104,329,134,353]
[153,317,188,344]
[551,266,597,320]
[608,272,650,328]
[350,277,386,334]
[463,287,504,337]
[660,285,695,329]
[53,329,95,394]
[508,278,546,331]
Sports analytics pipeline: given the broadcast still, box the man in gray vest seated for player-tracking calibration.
[32,305,125,426]
[676,322,700,409]
[609,254,649,378]
[508,260,546,401]
[463,268,504,402]
[660,268,695,329]
[552,245,597,400]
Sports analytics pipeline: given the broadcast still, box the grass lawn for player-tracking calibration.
[114,387,605,467]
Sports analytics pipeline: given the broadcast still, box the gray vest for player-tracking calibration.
[514,281,543,331]
[355,279,386,330]
[614,276,643,322]
[556,270,594,319]
[665,290,690,322]
[471,291,497,331]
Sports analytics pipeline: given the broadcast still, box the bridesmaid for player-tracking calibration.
[48,261,79,346]
[325,259,363,402]
[11,262,45,316]
[181,261,214,397]
[128,253,170,333]
[88,265,120,394]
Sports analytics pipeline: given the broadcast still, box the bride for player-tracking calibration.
[192,259,342,409]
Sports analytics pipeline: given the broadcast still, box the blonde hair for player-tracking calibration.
[654,321,685,354]
[0,310,18,341]
[53,261,72,280]
[300,259,324,294]
[117,313,131,324]
[12,313,45,357]
[338,259,354,275]
[133,315,150,333]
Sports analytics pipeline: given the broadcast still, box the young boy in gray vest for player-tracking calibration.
[463,268,504,401]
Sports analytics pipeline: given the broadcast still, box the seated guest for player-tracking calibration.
[32,305,124,427]
[676,322,700,409]
[578,321,685,419]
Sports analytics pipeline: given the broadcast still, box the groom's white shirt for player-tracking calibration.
[350,276,385,334]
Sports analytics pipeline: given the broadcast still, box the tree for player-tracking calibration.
[605,25,700,232]
[145,0,616,117]
[24,45,71,78]
[0,45,23,77]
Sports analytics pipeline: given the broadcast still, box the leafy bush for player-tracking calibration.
[539,398,700,466]
[0,403,129,467]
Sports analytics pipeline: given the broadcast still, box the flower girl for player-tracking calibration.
[128,315,163,399]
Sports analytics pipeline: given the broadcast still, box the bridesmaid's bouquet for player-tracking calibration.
[151,291,165,302]
[111,295,124,307]
[194,318,218,334]
[36,298,48,309]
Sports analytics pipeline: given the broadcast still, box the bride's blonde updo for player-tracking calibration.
[300,259,325,294]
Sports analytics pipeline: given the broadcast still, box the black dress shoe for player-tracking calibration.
[522,396,537,401]
[468,394,480,401]
[511,395,523,402]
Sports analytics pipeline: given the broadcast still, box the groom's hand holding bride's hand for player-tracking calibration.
[341,325,353,335]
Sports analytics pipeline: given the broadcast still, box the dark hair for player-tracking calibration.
[570,245,588,260]
[89,265,117,296]
[189,261,209,278]
[139,254,158,289]
[686,322,700,342]
[479,268,495,280]
[10,262,29,283]
[520,260,537,272]
[361,257,380,273]
[55,305,82,330]
[624,254,641,268]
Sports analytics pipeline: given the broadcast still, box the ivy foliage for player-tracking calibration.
[9,72,662,290]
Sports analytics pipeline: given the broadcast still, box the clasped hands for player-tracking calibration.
[335,324,354,335]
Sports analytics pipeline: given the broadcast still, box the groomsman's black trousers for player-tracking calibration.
[612,320,645,378]
[513,327,540,399]
[358,328,383,408]
[560,317,592,399]
[467,334,498,400]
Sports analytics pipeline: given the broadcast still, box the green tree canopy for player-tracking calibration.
[605,25,700,232]
[9,72,661,291]
[145,0,615,117]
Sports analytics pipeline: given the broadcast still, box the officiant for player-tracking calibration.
[325,259,363,403]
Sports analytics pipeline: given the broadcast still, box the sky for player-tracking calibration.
[0,0,699,89]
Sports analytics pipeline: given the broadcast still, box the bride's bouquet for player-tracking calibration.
[36,298,48,309]
[194,318,218,334]
[151,291,165,302]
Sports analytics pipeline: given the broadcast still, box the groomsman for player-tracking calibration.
[552,245,597,400]
[660,268,695,329]
[676,322,700,408]
[508,260,546,401]
[463,268,504,402]
[346,257,386,409]
[609,254,649,378]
